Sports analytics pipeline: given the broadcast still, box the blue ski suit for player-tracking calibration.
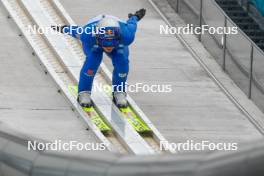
[63,15,138,93]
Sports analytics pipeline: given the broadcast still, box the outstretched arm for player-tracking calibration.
[121,16,138,46]
[122,9,146,46]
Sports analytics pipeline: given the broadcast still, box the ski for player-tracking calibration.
[119,107,152,134]
[68,85,111,133]
[104,85,152,134]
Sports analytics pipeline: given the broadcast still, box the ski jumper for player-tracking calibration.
[63,15,138,93]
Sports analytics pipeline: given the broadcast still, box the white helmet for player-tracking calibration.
[96,15,121,48]
[97,15,120,28]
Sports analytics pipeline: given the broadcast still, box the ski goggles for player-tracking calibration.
[96,27,121,47]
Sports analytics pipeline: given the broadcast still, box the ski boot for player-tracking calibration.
[77,91,93,108]
[113,92,128,108]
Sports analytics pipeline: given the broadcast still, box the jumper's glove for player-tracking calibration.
[51,25,67,33]
[128,8,146,21]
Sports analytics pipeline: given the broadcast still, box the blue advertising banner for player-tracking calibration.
[251,0,264,15]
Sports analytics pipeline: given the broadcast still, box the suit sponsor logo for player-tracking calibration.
[118,73,127,78]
